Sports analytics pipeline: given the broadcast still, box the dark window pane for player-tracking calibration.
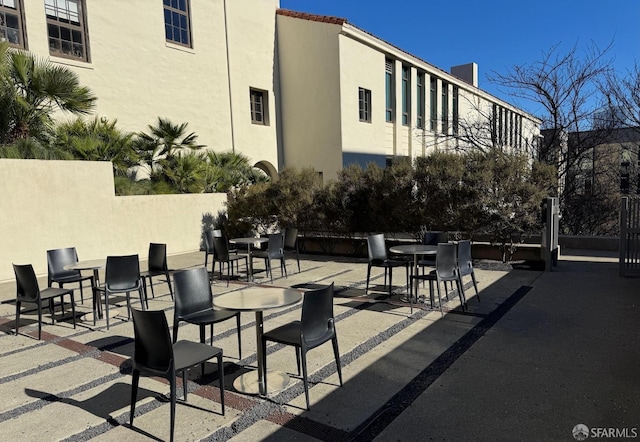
[47,23,59,38]
[179,0,186,11]
[72,30,82,43]
[6,13,17,28]
[180,14,186,29]
[61,40,72,55]
[60,27,71,41]
[7,28,18,43]
[172,11,179,26]
[171,0,178,8]
[164,8,171,24]
[181,29,188,44]
[49,37,60,51]
[163,0,170,5]
[165,24,172,40]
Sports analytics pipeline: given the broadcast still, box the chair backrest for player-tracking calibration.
[266,233,285,258]
[283,227,299,250]
[131,308,173,375]
[203,230,215,253]
[435,243,458,279]
[301,283,335,343]
[457,240,473,272]
[147,243,168,271]
[13,263,40,301]
[105,255,140,291]
[173,267,214,318]
[367,234,388,263]
[423,231,448,245]
[47,247,80,280]
[212,235,231,261]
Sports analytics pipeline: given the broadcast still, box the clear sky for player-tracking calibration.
[279,0,639,117]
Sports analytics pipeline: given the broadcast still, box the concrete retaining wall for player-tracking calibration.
[0,159,226,283]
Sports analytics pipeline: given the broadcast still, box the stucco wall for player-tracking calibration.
[20,0,279,170]
[0,159,226,283]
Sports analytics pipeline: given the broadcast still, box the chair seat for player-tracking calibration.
[417,258,436,266]
[140,268,169,278]
[371,258,408,268]
[181,308,238,325]
[173,340,223,371]
[94,281,142,293]
[38,287,74,301]
[51,273,93,284]
[263,320,335,349]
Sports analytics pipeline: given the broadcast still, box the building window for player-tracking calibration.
[45,0,88,61]
[441,81,449,134]
[0,0,25,48]
[416,72,425,128]
[358,87,371,123]
[250,88,268,125]
[401,66,410,126]
[164,0,191,47]
[385,59,394,122]
[430,76,437,131]
[452,85,459,135]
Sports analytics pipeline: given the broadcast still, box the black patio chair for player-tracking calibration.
[140,243,173,300]
[283,226,301,273]
[252,233,287,283]
[261,283,342,410]
[130,308,225,442]
[14,263,76,340]
[457,239,479,301]
[47,247,94,305]
[212,235,248,285]
[366,233,410,297]
[172,267,242,359]
[93,255,146,329]
[411,242,465,316]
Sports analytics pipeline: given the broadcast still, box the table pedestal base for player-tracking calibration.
[233,370,290,395]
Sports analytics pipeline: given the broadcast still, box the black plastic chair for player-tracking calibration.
[457,240,479,301]
[252,233,287,283]
[411,243,466,316]
[172,267,242,359]
[130,308,225,442]
[203,230,216,272]
[366,233,410,297]
[140,243,173,300]
[417,231,449,268]
[283,227,301,272]
[212,236,248,286]
[261,283,342,410]
[47,247,94,305]
[14,263,76,340]
[93,255,146,330]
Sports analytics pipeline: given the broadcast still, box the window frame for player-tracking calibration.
[429,76,437,131]
[45,0,89,62]
[452,85,459,135]
[441,81,449,134]
[401,65,410,126]
[385,59,394,123]
[0,0,26,49]
[163,0,192,48]
[250,88,269,126]
[416,72,425,129]
[358,87,372,123]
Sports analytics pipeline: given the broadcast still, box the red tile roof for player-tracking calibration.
[276,9,347,25]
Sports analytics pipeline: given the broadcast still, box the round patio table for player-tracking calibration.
[229,237,270,281]
[389,244,437,302]
[214,286,302,395]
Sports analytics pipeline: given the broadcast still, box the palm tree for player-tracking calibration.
[202,150,268,192]
[134,117,204,178]
[0,42,96,147]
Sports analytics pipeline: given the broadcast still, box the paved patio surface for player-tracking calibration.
[0,249,637,441]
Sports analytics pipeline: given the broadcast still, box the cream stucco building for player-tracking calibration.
[3,0,541,180]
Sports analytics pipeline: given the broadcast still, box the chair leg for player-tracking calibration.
[217,352,225,416]
[436,280,444,317]
[182,369,188,400]
[282,257,288,279]
[148,276,156,299]
[70,292,76,330]
[78,281,85,304]
[126,292,132,320]
[105,290,110,330]
[37,302,43,340]
[295,249,300,273]
[471,271,480,300]
[235,314,242,359]
[166,271,174,300]
[15,300,21,336]
[172,318,179,343]
[169,373,176,442]
[210,323,214,346]
[332,336,343,386]
[295,347,302,376]
[130,369,140,425]
[301,349,310,410]
[366,265,372,294]
[200,325,207,375]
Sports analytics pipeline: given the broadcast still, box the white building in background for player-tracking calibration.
[1,1,540,180]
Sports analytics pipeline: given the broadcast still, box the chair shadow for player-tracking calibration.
[25,382,156,422]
